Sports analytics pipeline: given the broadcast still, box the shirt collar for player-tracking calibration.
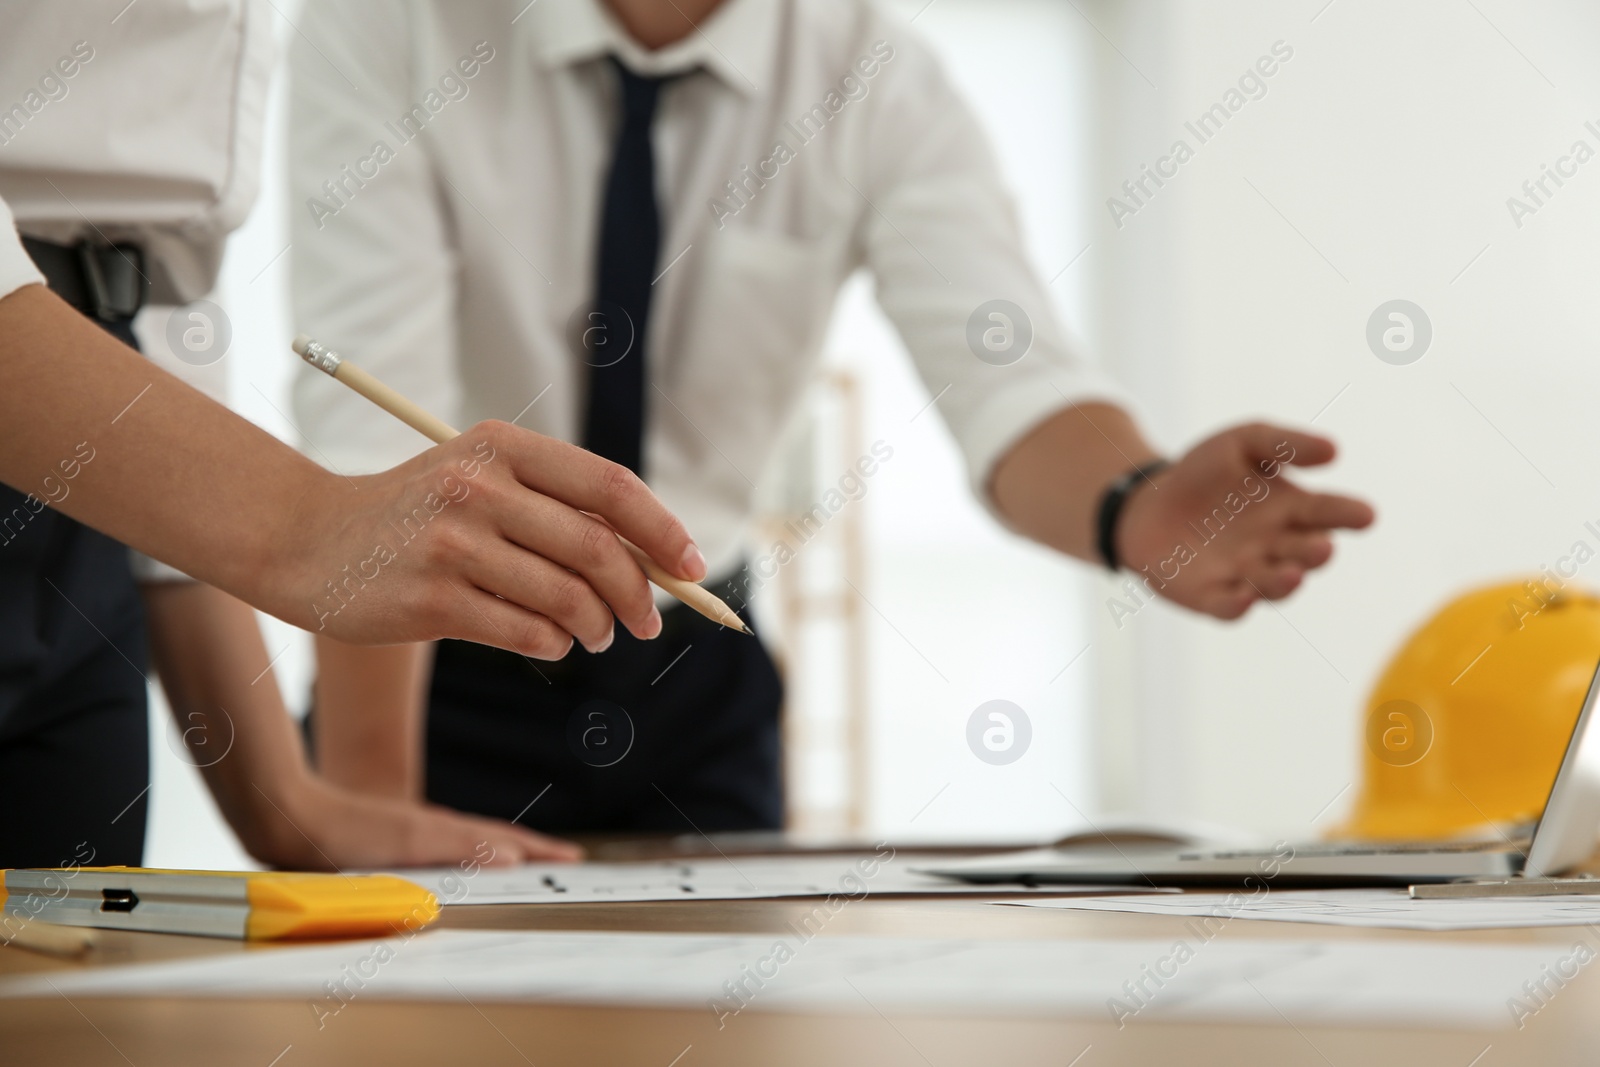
[526,0,777,96]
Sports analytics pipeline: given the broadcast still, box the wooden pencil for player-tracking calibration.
[292,334,749,635]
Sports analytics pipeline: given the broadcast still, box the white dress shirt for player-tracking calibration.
[289,0,1126,579]
[0,197,43,302]
[0,0,274,305]
[0,0,272,584]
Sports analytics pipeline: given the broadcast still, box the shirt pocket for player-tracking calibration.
[660,228,844,479]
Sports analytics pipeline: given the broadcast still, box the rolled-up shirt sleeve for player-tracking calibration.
[857,32,1132,511]
[0,195,44,301]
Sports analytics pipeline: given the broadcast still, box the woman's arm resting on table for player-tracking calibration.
[0,283,705,653]
[142,581,579,867]
[311,639,433,800]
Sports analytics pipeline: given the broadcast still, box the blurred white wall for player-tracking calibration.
[1084,0,1600,838]
[836,0,1101,841]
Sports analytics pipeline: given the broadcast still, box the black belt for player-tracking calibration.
[20,236,148,323]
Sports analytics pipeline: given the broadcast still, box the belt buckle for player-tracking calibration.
[76,242,147,322]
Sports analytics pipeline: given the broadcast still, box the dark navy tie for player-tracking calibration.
[581,57,674,476]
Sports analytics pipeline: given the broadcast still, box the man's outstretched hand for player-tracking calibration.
[1115,423,1374,619]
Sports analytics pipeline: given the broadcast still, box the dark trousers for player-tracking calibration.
[0,315,148,868]
[424,570,784,834]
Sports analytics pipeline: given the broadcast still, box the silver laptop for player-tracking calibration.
[921,654,1600,888]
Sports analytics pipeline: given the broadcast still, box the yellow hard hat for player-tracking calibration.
[1332,579,1600,841]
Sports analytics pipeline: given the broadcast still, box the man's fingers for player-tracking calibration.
[1230,422,1336,469]
[1245,564,1306,602]
[1203,580,1257,620]
[480,422,706,582]
[1268,531,1335,569]
[1289,491,1375,532]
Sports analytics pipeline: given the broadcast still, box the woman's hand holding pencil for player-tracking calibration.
[290,335,747,657]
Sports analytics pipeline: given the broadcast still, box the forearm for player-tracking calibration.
[145,583,583,867]
[1,284,708,653]
[312,639,433,800]
[989,402,1160,562]
[141,582,318,862]
[0,285,325,613]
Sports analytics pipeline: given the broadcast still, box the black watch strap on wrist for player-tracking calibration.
[1095,459,1170,572]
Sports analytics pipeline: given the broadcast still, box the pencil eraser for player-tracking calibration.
[291,333,314,356]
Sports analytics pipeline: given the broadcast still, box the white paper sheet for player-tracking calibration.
[1005,887,1600,930]
[398,852,1159,906]
[0,928,1561,1030]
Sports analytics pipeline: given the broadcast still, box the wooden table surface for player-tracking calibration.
[2,847,1596,1067]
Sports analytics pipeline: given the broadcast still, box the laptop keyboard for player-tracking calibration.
[1179,839,1525,861]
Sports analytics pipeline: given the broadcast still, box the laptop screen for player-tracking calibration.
[1523,654,1600,876]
